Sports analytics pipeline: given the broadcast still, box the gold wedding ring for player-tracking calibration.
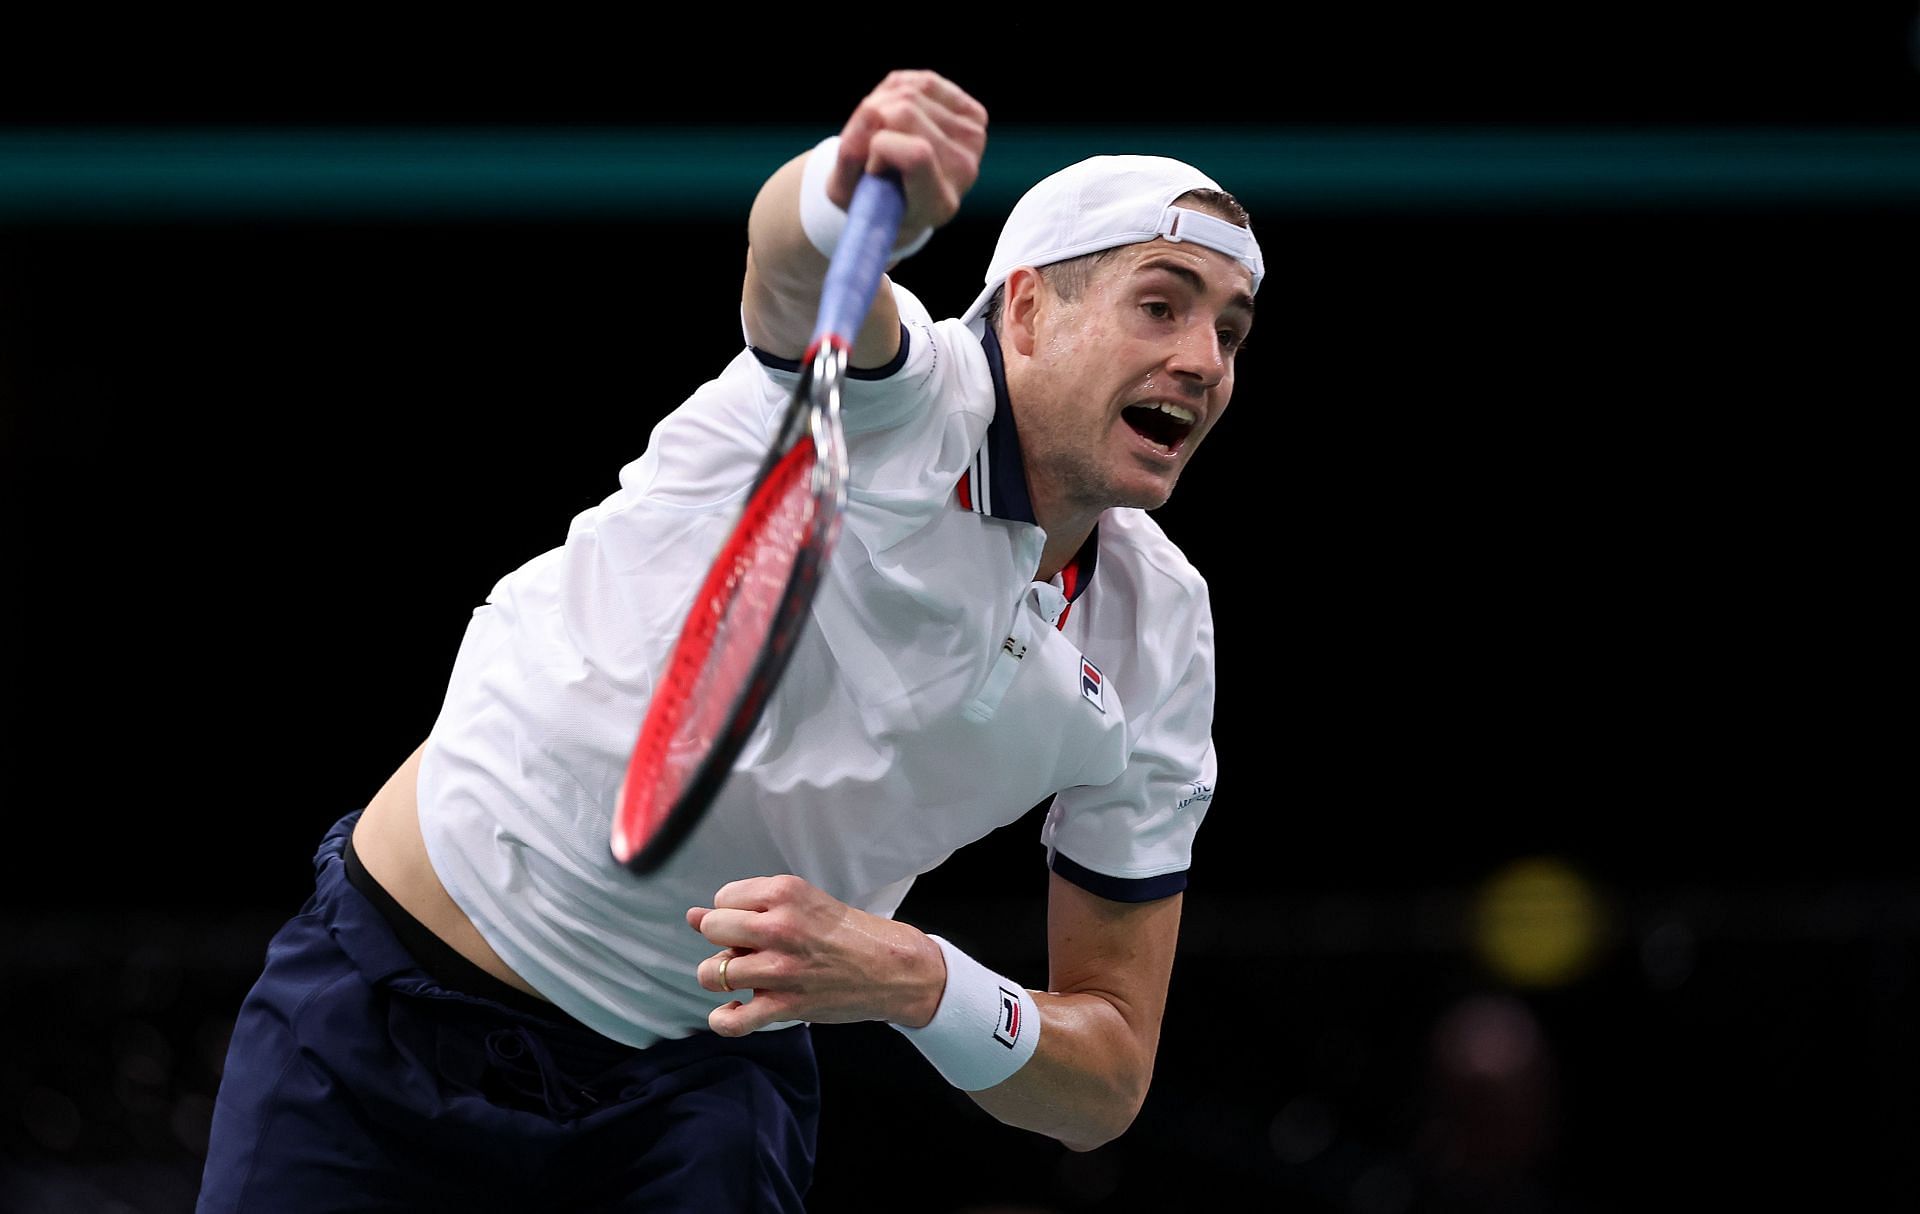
[718,952,734,992]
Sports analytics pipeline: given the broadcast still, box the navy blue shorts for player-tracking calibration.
[197,810,819,1213]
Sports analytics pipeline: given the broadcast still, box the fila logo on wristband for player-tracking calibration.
[895,935,1041,1091]
[995,985,1023,1048]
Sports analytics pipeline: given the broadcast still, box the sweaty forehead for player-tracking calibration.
[1122,243,1257,310]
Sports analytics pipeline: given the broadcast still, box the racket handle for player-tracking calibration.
[811,171,906,349]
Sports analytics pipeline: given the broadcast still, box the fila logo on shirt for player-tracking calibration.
[994,985,1023,1048]
[1079,656,1105,713]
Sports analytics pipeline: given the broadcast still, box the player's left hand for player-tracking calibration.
[686,874,945,1036]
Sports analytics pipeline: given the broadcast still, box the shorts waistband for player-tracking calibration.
[342,825,588,1026]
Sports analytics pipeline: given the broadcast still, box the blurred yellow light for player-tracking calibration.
[1472,856,1603,988]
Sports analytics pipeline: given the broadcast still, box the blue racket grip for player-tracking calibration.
[811,170,906,349]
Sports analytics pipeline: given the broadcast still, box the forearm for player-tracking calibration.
[739,72,983,367]
[963,989,1158,1152]
[742,151,831,361]
[742,139,907,370]
[688,873,1178,1153]
[895,883,1182,1152]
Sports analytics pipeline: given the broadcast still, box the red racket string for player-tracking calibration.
[614,440,819,853]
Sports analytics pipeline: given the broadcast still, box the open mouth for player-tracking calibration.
[1122,401,1197,453]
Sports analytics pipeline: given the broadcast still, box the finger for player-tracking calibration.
[685,906,709,932]
[708,1001,749,1036]
[710,990,796,1038]
[711,874,808,912]
[829,115,873,208]
[866,130,964,232]
[834,78,983,212]
[864,85,977,156]
[697,947,750,993]
[857,95,973,177]
[693,906,773,951]
[872,70,988,132]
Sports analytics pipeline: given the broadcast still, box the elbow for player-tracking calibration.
[1055,1066,1151,1153]
[1056,1102,1142,1153]
[1059,1127,1126,1154]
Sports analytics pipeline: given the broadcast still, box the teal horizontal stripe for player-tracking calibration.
[2,127,1916,220]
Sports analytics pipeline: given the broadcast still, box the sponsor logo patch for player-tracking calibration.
[1080,657,1104,712]
[995,985,1023,1048]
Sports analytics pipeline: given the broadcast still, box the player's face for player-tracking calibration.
[1010,238,1255,516]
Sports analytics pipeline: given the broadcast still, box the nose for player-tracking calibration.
[1167,321,1228,390]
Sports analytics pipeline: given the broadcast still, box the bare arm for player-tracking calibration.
[961,874,1180,1151]
[742,70,986,368]
[687,870,1181,1153]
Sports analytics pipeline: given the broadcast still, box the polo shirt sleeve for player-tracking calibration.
[1040,591,1219,903]
[744,281,944,438]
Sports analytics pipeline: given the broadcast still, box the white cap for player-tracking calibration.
[959,154,1264,326]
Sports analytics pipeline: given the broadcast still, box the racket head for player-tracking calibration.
[611,364,859,877]
[611,170,902,875]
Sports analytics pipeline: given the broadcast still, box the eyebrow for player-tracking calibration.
[1135,255,1257,318]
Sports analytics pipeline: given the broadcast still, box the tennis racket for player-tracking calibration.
[611,168,906,875]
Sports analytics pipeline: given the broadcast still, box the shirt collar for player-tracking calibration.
[959,326,1099,608]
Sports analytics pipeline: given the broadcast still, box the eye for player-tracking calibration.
[1143,300,1174,321]
[1218,328,1247,352]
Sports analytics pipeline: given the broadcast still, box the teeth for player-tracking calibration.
[1148,402,1196,425]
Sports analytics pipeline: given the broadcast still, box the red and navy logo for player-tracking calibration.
[994,986,1023,1048]
[1080,657,1104,713]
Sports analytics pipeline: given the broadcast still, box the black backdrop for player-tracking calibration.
[4,14,1916,1213]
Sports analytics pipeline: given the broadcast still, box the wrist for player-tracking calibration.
[891,935,1041,1091]
[799,136,933,266]
[896,929,947,1028]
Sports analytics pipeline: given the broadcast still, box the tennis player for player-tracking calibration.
[198,69,1260,1212]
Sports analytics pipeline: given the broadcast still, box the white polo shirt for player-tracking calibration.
[417,285,1220,1048]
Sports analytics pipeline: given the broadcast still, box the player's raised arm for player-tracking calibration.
[742,69,987,367]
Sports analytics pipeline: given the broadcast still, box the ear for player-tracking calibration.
[1001,266,1045,357]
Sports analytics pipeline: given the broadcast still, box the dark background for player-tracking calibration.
[4,12,1916,1212]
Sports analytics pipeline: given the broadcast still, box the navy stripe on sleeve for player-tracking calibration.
[1050,851,1188,903]
[750,322,912,379]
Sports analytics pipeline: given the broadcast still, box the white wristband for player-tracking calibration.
[799,136,932,266]
[891,935,1041,1091]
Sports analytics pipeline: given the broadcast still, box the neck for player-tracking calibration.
[1033,512,1097,585]
[1025,465,1103,583]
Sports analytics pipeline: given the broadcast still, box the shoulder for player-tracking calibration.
[746,287,993,438]
[1075,511,1215,697]
[832,312,995,469]
[1096,510,1212,615]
